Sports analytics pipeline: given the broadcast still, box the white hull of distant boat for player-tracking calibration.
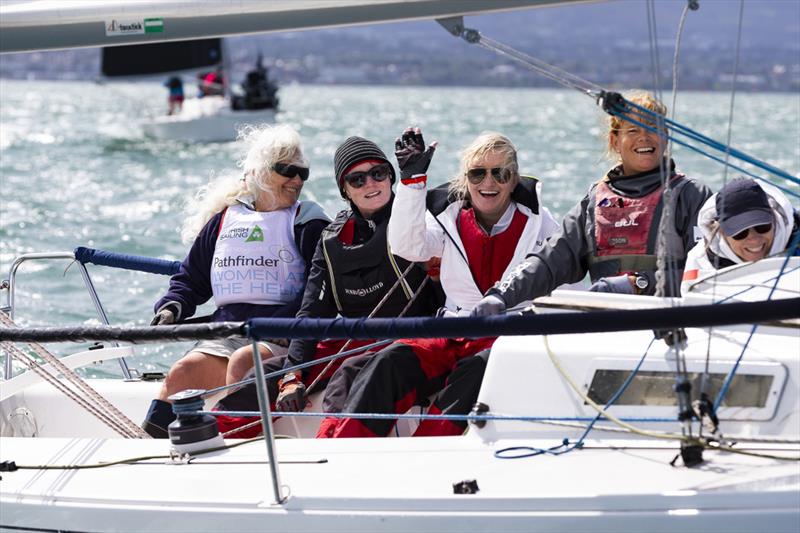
[141,96,276,143]
[1,259,799,533]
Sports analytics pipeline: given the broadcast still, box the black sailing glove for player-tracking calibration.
[394,127,436,180]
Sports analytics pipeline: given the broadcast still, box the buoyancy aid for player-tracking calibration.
[321,210,431,318]
[588,174,689,278]
[458,207,529,294]
[211,203,305,307]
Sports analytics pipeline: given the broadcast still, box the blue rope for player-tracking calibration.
[73,246,181,276]
[606,107,800,200]
[615,98,800,186]
[494,338,656,459]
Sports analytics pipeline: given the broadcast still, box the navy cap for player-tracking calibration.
[716,178,773,236]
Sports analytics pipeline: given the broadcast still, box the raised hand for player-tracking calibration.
[394,127,436,179]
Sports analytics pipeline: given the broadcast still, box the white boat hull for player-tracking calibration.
[1,434,798,533]
[141,96,276,143]
[1,260,799,532]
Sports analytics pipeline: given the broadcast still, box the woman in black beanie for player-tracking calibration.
[214,136,443,438]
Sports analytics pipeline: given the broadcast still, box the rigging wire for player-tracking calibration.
[603,104,800,198]
[670,1,695,127]
[702,0,748,434]
[539,335,798,462]
[495,338,657,459]
[449,14,798,188]
[645,0,695,447]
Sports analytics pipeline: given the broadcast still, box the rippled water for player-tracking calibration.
[1,80,798,376]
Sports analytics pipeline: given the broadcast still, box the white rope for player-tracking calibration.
[2,341,136,438]
[0,311,149,438]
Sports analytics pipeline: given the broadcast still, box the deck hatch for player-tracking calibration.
[582,359,787,421]
[587,370,773,408]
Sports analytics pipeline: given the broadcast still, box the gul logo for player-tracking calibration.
[614,218,638,228]
[246,225,264,242]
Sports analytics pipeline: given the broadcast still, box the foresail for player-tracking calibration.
[101,38,222,78]
[0,0,589,54]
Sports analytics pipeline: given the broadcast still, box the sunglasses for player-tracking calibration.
[273,163,310,181]
[730,223,773,241]
[343,163,392,188]
[466,167,513,185]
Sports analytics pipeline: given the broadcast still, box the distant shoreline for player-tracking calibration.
[1,77,797,95]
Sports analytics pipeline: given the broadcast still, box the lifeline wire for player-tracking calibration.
[541,335,798,462]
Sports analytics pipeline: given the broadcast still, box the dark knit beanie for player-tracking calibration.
[333,136,396,198]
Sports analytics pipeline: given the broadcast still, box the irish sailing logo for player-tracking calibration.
[246,225,264,242]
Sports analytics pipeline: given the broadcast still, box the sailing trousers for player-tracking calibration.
[330,337,495,438]
[214,339,377,438]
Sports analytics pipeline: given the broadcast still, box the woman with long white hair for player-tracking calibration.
[142,124,329,438]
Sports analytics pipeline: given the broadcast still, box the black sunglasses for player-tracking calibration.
[273,163,310,181]
[731,223,773,241]
[466,167,513,185]
[343,163,392,189]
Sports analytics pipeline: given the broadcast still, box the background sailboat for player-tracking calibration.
[101,38,278,142]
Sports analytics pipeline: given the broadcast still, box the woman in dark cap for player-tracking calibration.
[681,177,799,293]
[214,136,443,438]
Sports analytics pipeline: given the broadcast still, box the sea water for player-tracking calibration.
[1,80,798,376]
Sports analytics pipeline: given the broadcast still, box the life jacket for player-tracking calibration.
[321,210,432,318]
[211,203,305,307]
[458,207,529,294]
[588,175,689,278]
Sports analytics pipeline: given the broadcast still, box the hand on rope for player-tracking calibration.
[276,373,307,412]
[394,127,437,180]
[588,275,635,294]
[470,294,507,317]
[150,304,178,326]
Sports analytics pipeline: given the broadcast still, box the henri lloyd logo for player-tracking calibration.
[344,281,384,298]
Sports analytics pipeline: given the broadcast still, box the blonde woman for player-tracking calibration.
[472,90,712,317]
[329,127,559,438]
[142,124,329,438]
